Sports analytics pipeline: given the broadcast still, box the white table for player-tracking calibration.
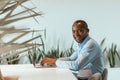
[0,64,77,80]
[1,64,119,80]
[108,68,120,80]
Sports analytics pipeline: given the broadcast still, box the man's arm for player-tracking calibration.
[55,42,99,70]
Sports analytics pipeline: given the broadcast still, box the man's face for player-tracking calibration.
[72,22,89,43]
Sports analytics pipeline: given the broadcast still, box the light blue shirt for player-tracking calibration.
[56,36,104,74]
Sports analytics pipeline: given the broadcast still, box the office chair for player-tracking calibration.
[88,68,108,80]
[102,68,108,80]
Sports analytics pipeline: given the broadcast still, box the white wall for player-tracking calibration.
[6,0,120,50]
[27,0,120,50]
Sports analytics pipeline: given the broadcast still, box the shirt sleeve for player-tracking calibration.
[55,42,99,71]
[69,49,78,60]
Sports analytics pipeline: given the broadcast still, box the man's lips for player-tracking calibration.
[75,36,81,40]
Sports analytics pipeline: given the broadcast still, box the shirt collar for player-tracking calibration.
[78,35,90,49]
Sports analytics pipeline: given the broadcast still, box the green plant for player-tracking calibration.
[107,43,120,67]
[100,38,107,54]
[27,39,75,65]
[43,42,74,58]
[27,31,45,66]
[63,42,74,57]
[100,38,120,67]
[6,54,19,64]
[28,46,44,66]
[44,48,63,58]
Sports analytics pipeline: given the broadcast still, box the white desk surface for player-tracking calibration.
[1,64,120,80]
[107,68,120,80]
[0,64,77,80]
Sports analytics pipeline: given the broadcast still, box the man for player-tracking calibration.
[41,20,104,74]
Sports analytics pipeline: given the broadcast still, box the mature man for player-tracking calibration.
[41,20,104,74]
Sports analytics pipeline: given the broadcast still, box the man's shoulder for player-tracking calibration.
[85,38,99,48]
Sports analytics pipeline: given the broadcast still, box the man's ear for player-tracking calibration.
[87,28,89,32]
[87,29,89,34]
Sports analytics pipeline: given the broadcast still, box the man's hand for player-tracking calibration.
[41,57,57,66]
